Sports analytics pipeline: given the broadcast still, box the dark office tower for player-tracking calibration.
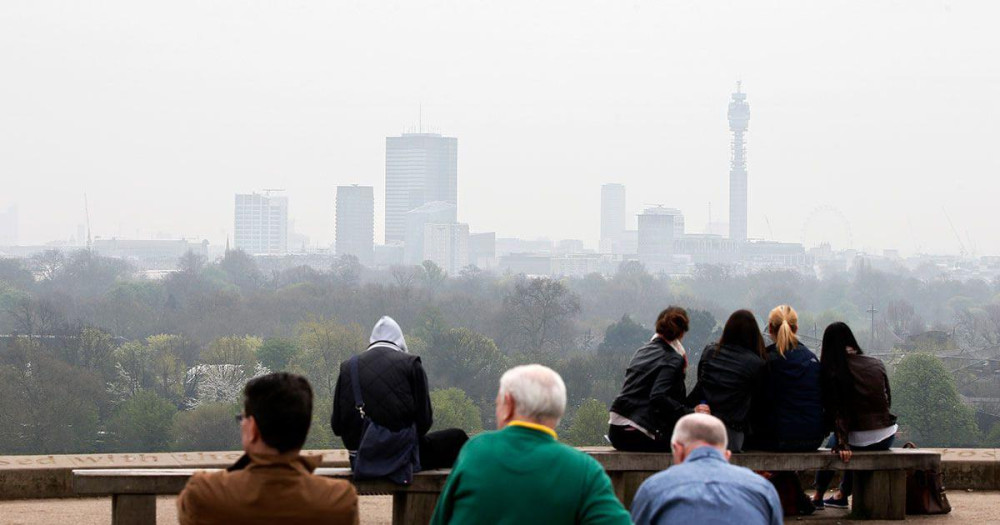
[728,81,750,243]
[335,185,375,266]
[385,133,458,243]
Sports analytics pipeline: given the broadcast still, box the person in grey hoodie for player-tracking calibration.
[332,316,469,469]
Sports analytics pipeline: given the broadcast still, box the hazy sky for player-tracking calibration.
[2,1,998,256]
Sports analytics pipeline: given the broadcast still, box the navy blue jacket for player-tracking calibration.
[752,343,825,445]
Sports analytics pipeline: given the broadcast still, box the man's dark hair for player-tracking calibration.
[243,372,313,453]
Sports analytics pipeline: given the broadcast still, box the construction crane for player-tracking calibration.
[942,207,967,258]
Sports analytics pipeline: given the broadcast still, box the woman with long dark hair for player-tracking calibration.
[812,322,898,509]
[608,306,692,451]
[688,309,767,452]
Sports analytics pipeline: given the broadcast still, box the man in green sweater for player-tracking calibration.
[430,364,631,525]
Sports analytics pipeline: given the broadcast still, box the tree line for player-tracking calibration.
[0,249,997,454]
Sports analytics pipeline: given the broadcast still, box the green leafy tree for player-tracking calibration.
[146,334,188,402]
[290,319,366,398]
[423,328,508,409]
[202,336,262,372]
[597,314,647,355]
[421,260,448,292]
[565,398,608,446]
[303,397,343,450]
[111,334,190,403]
[0,342,102,454]
[331,255,363,287]
[258,338,301,372]
[172,403,241,451]
[430,388,483,434]
[108,390,177,452]
[982,422,1000,448]
[893,353,979,446]
[218,249,263,290]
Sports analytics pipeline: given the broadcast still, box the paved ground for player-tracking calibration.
[0,492,996,524]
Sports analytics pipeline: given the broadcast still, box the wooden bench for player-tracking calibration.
[583,446,941,520]
[74,448,941,523]
[72,467,448,525]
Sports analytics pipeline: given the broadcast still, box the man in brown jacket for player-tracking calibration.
[177,373,359,524]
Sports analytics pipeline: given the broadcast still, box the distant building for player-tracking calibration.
[93,238,209,269]
[403,201,457,265]
[469,232,496,269]
[600,183,626,248]
[657,208,685,238]
[638,207,675,273]
[234,192,288,255]
[424,223,470,274]
[0,206,17,246]
[551,254,601,277]
[375,243,405,267]
[728,82,750,243]
[742,240,811,270]
[498,254,553,276]
[496,238,554,256]
[385,133,458,243]
[556,239,586,254]
[674,234,738,266]
[335,185,375,265]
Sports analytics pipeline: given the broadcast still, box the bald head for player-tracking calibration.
[671,414,728,453]
[495,364,567,429]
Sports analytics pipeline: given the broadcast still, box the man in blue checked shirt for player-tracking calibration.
[631,413,783,525]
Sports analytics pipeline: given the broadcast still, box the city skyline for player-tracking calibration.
[1,2,998,257]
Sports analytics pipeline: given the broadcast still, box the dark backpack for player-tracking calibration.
[347,355,421,484]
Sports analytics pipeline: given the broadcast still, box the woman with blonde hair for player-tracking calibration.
[747,305,825,452]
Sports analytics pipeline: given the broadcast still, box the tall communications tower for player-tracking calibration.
[728,81,750,243]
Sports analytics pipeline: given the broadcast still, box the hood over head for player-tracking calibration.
[368,315,408,353]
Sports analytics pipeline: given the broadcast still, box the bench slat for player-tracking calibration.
[583,447,940,472]
[72,468,450,496]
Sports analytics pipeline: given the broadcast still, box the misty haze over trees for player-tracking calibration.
[1,249,998,454]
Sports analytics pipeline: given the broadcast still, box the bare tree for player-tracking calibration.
[501,277,582,353]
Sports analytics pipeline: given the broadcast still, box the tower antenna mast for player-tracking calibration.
[84,193,92,251]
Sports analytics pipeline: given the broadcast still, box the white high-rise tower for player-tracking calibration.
[728,82,750,243]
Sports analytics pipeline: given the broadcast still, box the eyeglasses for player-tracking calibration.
[235,414,248,424]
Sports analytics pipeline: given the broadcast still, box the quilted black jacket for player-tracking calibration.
[331,345,433,450]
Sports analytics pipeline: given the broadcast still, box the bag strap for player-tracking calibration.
[349,355,366,419]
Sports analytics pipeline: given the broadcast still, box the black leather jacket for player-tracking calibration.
[688,343,766,432]
[610,337,691,440]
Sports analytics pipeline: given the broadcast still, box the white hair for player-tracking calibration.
[671,413,728,449]
[498,364,567,424]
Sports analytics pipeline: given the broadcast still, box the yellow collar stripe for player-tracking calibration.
[508,420,558,440]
